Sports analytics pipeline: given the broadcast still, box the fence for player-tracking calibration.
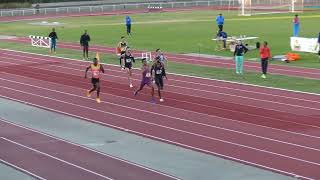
[0,1,235,17]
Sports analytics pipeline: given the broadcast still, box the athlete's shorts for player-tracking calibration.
[91,78,100,85]
[124,63,132,70]
[141,78,151,87]
[155,77,164,89]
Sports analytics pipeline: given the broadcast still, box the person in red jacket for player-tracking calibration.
[259,41,271,79]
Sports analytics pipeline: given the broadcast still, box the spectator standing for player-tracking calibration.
[80,30,91,60]
[216,13,224,32]
[48,28,58,54]
[126,16,132,36]
[293,14,300,37]
[259,41,272,79]
[233,41,248,75]
[217,31,227,50]
[318,32,320,57]
[35,3,40,15]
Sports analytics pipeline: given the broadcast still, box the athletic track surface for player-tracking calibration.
[1,6,320,79]
[4,38,320,80]
[0,49,320,180]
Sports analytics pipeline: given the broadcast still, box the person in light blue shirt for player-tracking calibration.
[125,16,132,36]
[216,13,224,32]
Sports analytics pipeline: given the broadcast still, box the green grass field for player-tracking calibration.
[1,10,320,93]
[1,10,319,65]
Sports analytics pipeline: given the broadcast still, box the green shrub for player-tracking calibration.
[0,2,31,9]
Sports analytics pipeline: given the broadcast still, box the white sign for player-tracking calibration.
[290,37,319,53]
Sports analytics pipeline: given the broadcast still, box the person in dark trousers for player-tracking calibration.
[317,32,320,59]
[233,40,248,74]
[80,30,91,60]
[259,41,271,79]
[151,59,167,102]
[154,48,167,67]
[217,30,227,49]
[35,3,40,15]
[126,16,132,36]
[48,28,58,54]
[216,13,224,32]
[120,47,135,88]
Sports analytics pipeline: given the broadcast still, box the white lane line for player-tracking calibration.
[0,158,47,180]
[0,137,113,180]
[0,119,182,180]
[1,59,320,133]
[1,85,320,167]
[2,60,320,137]
[2,48,320,105]
[1,48,320,96]
[2,59,320,142]
[3,49,320,113]
[3,52,320,108]
[1,77,320,152]
[2,56,320,118]
[3,71,320,142]
[0,97,315,180]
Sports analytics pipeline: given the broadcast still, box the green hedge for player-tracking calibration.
[0,2,31,9]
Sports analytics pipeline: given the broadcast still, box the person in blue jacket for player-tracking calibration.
[126,16,132,36]
[216,13,224,32]
[317,32,320,58]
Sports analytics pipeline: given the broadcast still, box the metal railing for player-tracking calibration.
[0,1,234,17]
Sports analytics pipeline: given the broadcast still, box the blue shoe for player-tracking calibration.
[151,98,156,103]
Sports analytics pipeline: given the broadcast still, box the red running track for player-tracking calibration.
[4,37,320,80]
[0,49,320,179]
[0,119,178,180]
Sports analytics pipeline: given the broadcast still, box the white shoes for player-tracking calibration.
[129,83,133,88]
[160,98,164,102]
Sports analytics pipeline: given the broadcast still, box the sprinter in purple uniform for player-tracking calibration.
[134,58,155,102]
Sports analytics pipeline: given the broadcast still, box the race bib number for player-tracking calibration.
[93,71,99,77]
[156,70,162,74]
[160,55,165,61]
[126,58,131,63]
[146,73,151,77]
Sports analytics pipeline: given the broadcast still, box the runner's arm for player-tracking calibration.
[100,65,105,73]
[85,66,90,78]
[163,67,168,80]
[120,55,125,67]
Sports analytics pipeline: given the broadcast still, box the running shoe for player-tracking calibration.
[86,90,91,97]
[96,98,101,103]
[151,98,156,103]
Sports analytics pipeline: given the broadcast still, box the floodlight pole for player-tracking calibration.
[241,0,245,16]
[291,0,295,12]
